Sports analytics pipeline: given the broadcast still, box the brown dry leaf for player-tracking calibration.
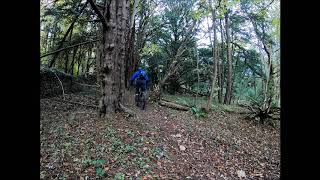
[104,165,109,171]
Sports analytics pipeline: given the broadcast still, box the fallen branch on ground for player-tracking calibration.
[159,100,190,111]
[53,71,66,100]
[161,98,192,107]
[119,103,136,117]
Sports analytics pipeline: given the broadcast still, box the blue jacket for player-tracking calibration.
[130,68,150,86]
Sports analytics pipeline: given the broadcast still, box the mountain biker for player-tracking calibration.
[129,67,150,93]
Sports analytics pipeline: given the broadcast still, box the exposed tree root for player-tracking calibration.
[119,103,136,117]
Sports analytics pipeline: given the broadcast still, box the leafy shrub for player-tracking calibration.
[190,107,207,118]
[114,172,125,180]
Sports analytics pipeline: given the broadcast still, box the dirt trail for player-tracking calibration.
[40,93,280,179]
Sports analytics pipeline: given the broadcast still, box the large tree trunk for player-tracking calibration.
[206,0,218,111]
[98,0,129,119]
[224,10,232,105]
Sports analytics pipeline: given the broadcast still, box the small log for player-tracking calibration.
[158,100,190,111]
[161,97,192,107]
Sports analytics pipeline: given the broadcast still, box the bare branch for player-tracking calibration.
[53,71,66,100]
[41,39,99,58]
[87,0,108,30]
[48,1,89,68]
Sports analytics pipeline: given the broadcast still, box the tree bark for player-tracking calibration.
[218,18,225,104]
[224,10,232,105]
[98,0,129,118]
[206,0,218,111]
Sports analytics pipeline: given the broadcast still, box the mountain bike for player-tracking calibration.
[135,87,146,110]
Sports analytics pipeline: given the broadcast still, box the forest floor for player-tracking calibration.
[40,92,280,180]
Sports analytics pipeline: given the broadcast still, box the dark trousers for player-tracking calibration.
[135,79,147,94]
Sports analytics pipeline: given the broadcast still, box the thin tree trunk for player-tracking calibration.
[48,25,57,66]
[219,18,225,104]
[130,0,140,29]
[64,27,73,73]
[125,0,140,88]
[64,51,69,73]
[86,48,93,76]
[195,46,200,106]
[228,43,235,105]
[254,76,257,96]
[77,52,82,76]
[217,59,222,103]
[43,26,50,53]
[70,46,78,76]
[206,1,218,111]
[50,27,56,50]
[224,10,232,105]
[76,46,83,76]
[125,20,135,88]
